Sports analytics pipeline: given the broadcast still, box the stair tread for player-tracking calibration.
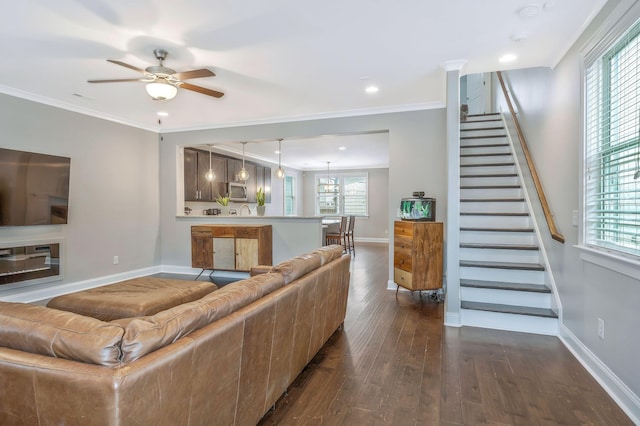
[461,212,529,216]
[461,163,515,167]
[460,260,544,271]
[461,173,518,178]
[460,185,521,189]
[461,126,505,132]
[460,198,525,202]
[461,301,558,318]
[461,135,507,139]
[460,242,539,250]
[460,279,550,293]
[461,227,534,232]
[467,113,501,118]
[461,153,512,157]
[461,143,510,148]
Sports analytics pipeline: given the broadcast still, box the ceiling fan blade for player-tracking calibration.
[88,78,148,83]
[107,59,148,74]
[179,82,225,98]
[172,69,215,80]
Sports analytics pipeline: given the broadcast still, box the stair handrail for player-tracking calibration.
[496,71,565,244]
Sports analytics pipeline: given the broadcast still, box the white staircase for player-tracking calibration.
[459,113,558,335]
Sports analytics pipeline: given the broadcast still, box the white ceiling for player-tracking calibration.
[1,0,606,169]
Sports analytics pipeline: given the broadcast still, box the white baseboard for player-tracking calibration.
[559,324,640,425]
[355,237,389,244]
[445,312,462,327]
[2,266,162,303]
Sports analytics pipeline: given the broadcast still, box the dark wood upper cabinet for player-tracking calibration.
[185,148,271,203]
[185,148,227,202]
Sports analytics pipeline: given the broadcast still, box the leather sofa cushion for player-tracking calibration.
[270,252,323,284]
[312,245,345,265]
[0,301,124,367]
[116,273,285,363]
[47,278,218,321]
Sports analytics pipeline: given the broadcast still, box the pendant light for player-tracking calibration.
[275,138,285,179]
[205,144,216,182]
[238,142,249,181]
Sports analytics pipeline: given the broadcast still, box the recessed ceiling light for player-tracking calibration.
[499,54,518,63]
[274,150,281,154]
[157,111,169,117]
[365,85,379,94]
[338,146,346,151]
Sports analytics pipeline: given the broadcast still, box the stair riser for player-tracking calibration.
[460,248,540,263]
[461,156,513,166]
[460,145,511,156]
[461,287,551,308]
[461,309,558,335]
[460,165,517,174]
[463,114,501,122]
[461,129,506,138]
[460,231,535,245]
[460,215,530,228]
[461,137,507,146]
[461,176,519,186]
[460,120,502,129]
[460,266,545,284]
[461,201,527,213]
[460,188,523,199]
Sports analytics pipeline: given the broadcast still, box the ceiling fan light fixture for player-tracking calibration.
[146,81,177,100]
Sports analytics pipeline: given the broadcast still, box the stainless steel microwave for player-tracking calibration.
[227,182,247,201]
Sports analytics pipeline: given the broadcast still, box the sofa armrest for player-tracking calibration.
[249,265,272,276]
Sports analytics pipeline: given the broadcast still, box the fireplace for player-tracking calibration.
[0,242,61,285]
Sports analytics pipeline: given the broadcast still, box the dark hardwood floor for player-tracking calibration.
[259,243,632,426]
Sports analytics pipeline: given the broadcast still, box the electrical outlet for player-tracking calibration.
[113,256,119,265]
[597,318,605,340]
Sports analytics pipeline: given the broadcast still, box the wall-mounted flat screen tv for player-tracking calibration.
[0,148,70,226]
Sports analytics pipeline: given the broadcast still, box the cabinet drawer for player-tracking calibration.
[191,230,211,238]
[394,251,412,271]
[234,227,259,238]
[394,222,414,238]
[394,268,413,288]
[210,227,235,238]
[394,235,412,252]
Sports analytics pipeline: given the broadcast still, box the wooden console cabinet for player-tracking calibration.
[191,225,272,272]
[393,221,443,291]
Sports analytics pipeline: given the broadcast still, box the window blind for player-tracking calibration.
[585,18,640,256]
[315,173,368,216]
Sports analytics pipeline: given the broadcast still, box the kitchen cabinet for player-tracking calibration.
[244,163,258,202]
[393,221,443,291]
[184,148,226,201]
[191,225,272,272]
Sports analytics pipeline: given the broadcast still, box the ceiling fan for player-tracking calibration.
[88,49,224,101]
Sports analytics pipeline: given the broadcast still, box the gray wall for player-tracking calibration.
[494,0,640,401]
[0,94,160,298]
[159,110,447,276]
[301,167,390,241]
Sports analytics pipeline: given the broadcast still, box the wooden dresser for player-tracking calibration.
[191,225,272,272]
[393,221,443,291]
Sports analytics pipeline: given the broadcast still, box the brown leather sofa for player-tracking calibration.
[0,245,350,426]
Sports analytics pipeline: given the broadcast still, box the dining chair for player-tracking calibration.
[325,216,348,252]
[346,215,356,254]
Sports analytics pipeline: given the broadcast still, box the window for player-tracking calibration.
[585,18,640,257]
[315,173,368,216]
[284,175,296,216]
